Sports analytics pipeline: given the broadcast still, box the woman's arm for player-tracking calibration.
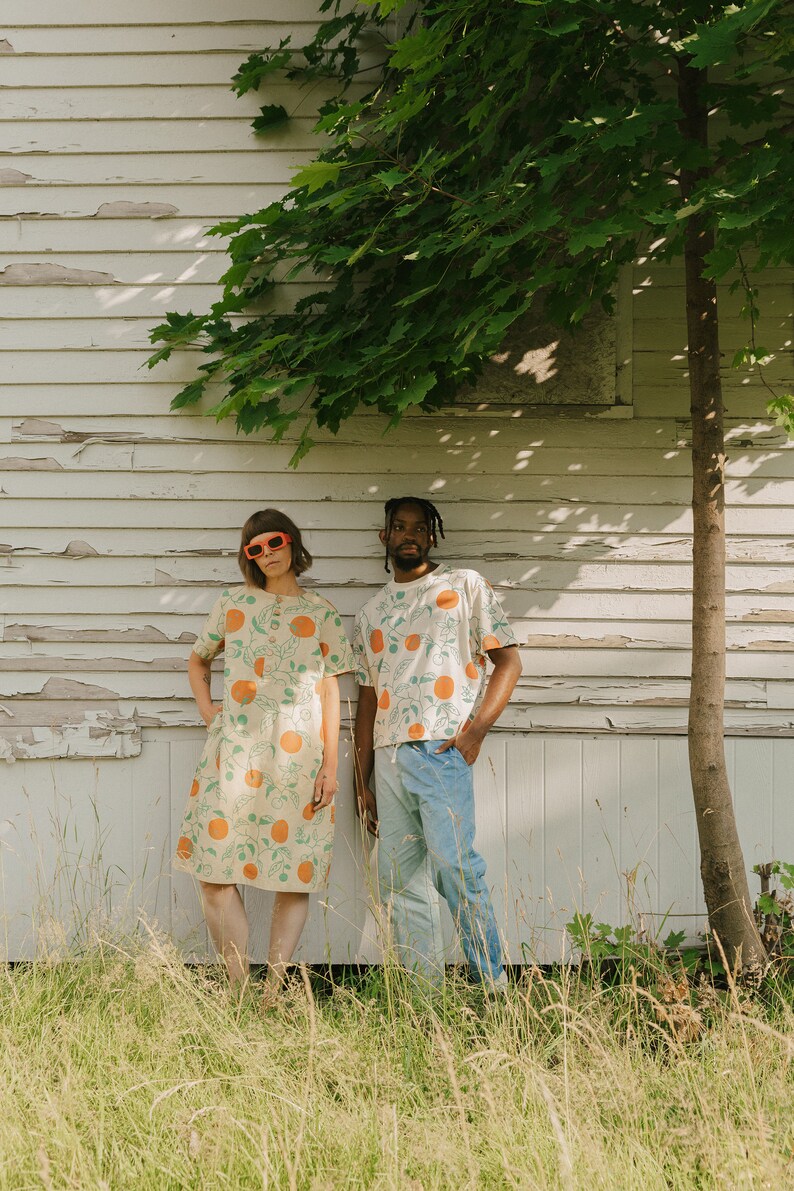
[313,674,341,808]
[188,650,223,727]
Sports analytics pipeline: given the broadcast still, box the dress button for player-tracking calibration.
[269,636,276,642]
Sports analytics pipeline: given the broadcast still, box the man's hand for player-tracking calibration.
[435,725,485,766]
[436,646,522,767]
[312,766,338,809]
[356,784,379,836]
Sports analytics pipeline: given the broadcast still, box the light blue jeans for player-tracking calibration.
[374,740,504,984]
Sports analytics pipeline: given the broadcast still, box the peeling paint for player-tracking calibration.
[0,262,117,285]
[0,656,186,674]
[61,540,100,557]
[29,677,123,701]
[94,201,179,219]
[524,633,636,648]
[13,419,144,444]
[0,456,63,471]
[0,169,32,186]
[741,609,794,622]
[11,419,64,440]
[0,40,15,53]
[4,623,196,645]
[0,712,140,762]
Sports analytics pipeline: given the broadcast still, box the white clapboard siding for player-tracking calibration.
[4,733,793,963]
[2,3,794,961]
[0,83,364,122]
[3,1,328,20]
[4,526,794,564]
[0,185,286,219]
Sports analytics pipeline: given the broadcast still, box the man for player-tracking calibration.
[353,497,522,985]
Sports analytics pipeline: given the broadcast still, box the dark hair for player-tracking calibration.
[238,508,312,589]
[383,497,445,572]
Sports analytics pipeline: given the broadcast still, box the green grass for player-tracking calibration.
[1,933,792,1190]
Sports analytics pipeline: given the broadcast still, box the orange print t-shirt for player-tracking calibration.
[352,565,517,748]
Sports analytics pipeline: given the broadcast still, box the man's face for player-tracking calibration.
[381,503,432,571]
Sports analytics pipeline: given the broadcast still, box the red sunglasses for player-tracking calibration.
[244,532,293,559]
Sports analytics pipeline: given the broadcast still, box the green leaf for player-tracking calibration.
[374,168,407,190]
[291,160,342,194]
[252,104,289,133]
[170,379,207,410]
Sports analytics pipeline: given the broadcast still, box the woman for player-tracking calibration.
[174,509,353,1000]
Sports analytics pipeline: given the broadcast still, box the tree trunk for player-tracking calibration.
[678,61,766,974]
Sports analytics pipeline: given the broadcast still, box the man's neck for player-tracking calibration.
[390,560,439,585]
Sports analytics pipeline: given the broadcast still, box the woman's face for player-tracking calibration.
[248,531,295,584]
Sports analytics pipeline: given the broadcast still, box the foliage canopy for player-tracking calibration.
[149,0,794,463]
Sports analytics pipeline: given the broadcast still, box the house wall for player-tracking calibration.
[2,2,793,962]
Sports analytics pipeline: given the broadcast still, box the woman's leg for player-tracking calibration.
[199,881,249,986]
[263,891,310,997]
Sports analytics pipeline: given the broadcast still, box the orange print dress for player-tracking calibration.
[174,586,354,892]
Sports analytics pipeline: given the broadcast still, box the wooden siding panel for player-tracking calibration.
[0,734,788,963]
[3,12,794,758]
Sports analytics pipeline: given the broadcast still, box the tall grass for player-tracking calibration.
[1,930,792,1189]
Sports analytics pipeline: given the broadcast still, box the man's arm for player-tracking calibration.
[353,685,379,836]
[436,644,522,765]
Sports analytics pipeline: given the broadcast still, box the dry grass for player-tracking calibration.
[0,929,792,1190]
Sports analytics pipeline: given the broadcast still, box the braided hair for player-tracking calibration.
[382,497,445,573]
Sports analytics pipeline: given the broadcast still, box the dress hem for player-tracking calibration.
[172,857,329,894]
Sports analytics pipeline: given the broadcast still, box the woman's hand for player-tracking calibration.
[202,703,223,728]
[313,767,338,809]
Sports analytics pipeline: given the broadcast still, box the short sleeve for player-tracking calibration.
[192,594,226,661]
[319,608,355,677]
[352,615,375,687]
[468,574,517,659]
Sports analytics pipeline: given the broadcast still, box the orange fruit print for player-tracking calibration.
[405,634,421,651]
[378,690,390,709]
[297,861,314,884]
[242,862,258,879]
[280,730,303,754]
[408,723,425,739]
[289,615,316,638]
[176,836,193,859]
[482,634,501,650]
[245,769,263,788]
[302,803,316,820]
[208,818,229,840]
[434,676,455,700]
[231,680,257,706]
[465,661,480,679]
[370,628,384,652]
[271,819,289,843]
[320,641,330,657]
[189,779,199,797]
[436,590,459,610]
[225,608,245,632]
[254,656,266,677]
